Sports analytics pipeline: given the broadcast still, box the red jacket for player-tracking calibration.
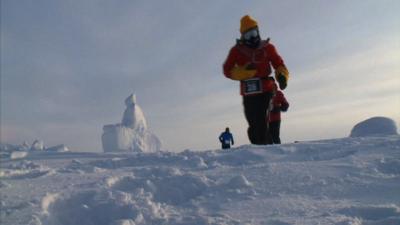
[269,90,289,122]
[223,40,285,95]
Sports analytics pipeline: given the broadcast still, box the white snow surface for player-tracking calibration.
[1,136,400,225]
[102,94,161,153]
[350,117,398,137]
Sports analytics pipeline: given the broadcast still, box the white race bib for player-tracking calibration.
[243,78,262,95]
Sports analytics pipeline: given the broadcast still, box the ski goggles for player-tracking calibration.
[243,29,259,40]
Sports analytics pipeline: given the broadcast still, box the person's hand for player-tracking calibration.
[271,107,281,113]
[277,74,287,90]
[280,103,289,112]
[275,66,289,90]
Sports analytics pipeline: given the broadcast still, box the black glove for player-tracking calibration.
[271,107,281,113]
[280,103,289,112]
[277,74,287,90]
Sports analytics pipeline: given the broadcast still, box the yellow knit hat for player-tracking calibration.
[240,15,258,34]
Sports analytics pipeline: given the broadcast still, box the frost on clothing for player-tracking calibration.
[101,94,161,153]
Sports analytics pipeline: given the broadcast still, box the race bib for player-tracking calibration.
[224,140,230,145]
[243,78,262,95]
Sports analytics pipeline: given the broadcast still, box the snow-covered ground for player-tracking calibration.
[1,135,399,225]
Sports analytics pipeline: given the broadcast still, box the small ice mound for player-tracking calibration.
[108,171,211,206]
[106,175,138,191]
[31,140,44,151]
[46,144,69,152]
[42,190,168,225]
[42,193,59,215]
[333,217,362,225]
[226,175,253,189]
[105,175,131,188]
[10,151,28,159]
[152,174,211,205]
[190,155,208,169]
[350,117,398,137]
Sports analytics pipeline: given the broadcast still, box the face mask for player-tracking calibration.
[243,29,259,40]
[242,28,261,48]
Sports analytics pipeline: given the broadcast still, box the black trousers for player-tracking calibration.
[269,120,281,144]
[221,143,231,149]
[243,92,273,145]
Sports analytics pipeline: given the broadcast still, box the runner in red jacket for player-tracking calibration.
[223,15,290,145]
[269,90,289,144]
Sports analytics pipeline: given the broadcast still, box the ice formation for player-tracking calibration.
[46,144,70,152]
[350,116,398,137]
[101,94,161,153]
[31,140,44,151]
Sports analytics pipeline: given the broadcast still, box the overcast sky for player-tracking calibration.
[1,0,399,152]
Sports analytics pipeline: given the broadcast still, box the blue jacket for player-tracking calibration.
[219,132,234,145]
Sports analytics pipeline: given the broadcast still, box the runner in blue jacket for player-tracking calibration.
[219,127,234,149]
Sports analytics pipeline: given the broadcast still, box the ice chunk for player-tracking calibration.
[10,151,28,159]
[31,140,44,151]
[102,94,161,153]
[102,125,161,152]
[46,144,69,152]
[350,117,398,137]
[122,94,147,131]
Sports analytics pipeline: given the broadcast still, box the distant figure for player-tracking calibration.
[268,90,289,144]
[219,127,234,149]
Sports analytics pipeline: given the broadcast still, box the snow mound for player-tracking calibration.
[350,116,398,137]
[41,168,240,225]
[226,175,253,189]
[102,94,161,153]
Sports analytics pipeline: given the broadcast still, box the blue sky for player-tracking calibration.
[1,0,399,152]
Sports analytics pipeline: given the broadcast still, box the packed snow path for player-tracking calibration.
[1,136,400,225]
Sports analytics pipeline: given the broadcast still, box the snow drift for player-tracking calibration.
[101,94,161,153]
[1,135,399,225]
[350,116,398,137]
